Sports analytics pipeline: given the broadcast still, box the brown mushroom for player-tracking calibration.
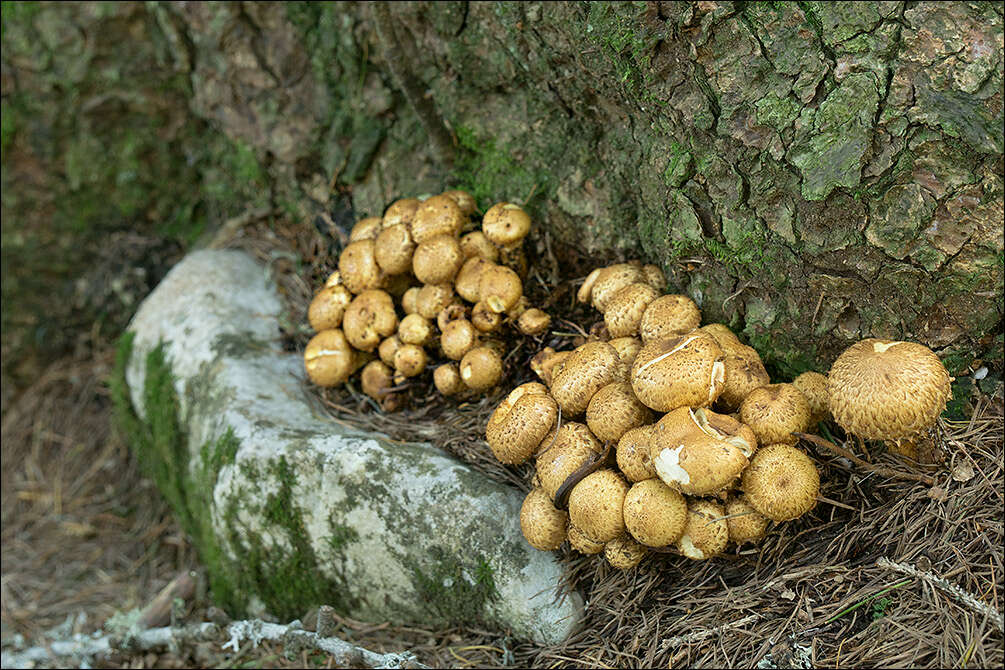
[398,313,434,346]
[630,332,726,412]
[413,234,464,285]
[411,194,466,243]
[486,383,558,464]
[308,284,353,332]
[441,319,479,360]
[536,422,604,502]
[441,189,477,217]
[304,329,364,387]
[433,362,465,396]
[471,300,503,332]
[393,343,427,379]
[401,287,421,315]
[676,498,729,560]
[478,264,523,314]
[360,360,398,410]
[792,371,830,424]
[639,294,701,343]
[550,341,621,416]
[604,282,661,338]
[338,239,383,294]
[436,301,468,332]
[343,289,398,352]
[349,216,382,241]
[649,407,752,495]
[724,497,769,546]
[567,523,605,555]
[516,308,552,336]
[604,534,648,570]
[586,382,654,443]
[416,284,455,320]
[459,231,499,262]
[482,202,532,249]
[741,444,819,522]
[459,346,503,391]
[378,335,402,367]
[616,425,658,482]
[382,197,420,228]
[530,348,574,387]
[520,488,568,551]
[739,383,813,447]
[623,478,688,547]
[717,345,771,412]
[374,223,416,275]
[454,257,493,303]
[567,469,630,544]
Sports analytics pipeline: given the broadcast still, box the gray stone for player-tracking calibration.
[123,249,582,644]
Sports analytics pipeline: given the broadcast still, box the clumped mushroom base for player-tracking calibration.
[223,215,1002,669]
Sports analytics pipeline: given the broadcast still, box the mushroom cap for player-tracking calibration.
[441,189,478,217]
[398,313,434,346]
[482,202,531,248]
[725,497,769,546]
[478,264,523,314]
[616,425,658,482]
[550,341,621,416]
[486,383,558,465]
[676,498,729,560]
[382,197,421,228]
[609,337,643,374]
[630,332,726,412]
[470,300,503,332]
[459,231,500,262]
[401,287,421,315]
[378,335,402,367]
[623,479,688,547]
[639,294,702,343]
[827,339,951,441]
[586,381,654,443]
[699,323,742,350]
[413,234,464,285]
[516,308,552,336]
[416,284,455,320]
[343,289,398,352]
[360,360,394,402]
[604,282,661,338]
[436,301,468,332]
[441,318,479,360]
[577,268,604,305]
[604,534,648,569]
[531,348,574,387]
[433,362,465,396]
[304,329,358,387]
[459,346,503,391]
[536,422,604,501]
[308,284,353,332]
[393,343,427,378]
[454,257,493,303]
[374,223,416,275]
[568,469,630,543]
[339,239,383,294]
[650,407,751,495]
[349,216,383,241]
[740,383,813,447]
[411,194,466,243]
[590,264,648,313]
[792,371,830,423]
[520,487,569,551]
[642,264,666,291]
[717,346,771,411]
[567,523,605,555]
[742,443,819,522]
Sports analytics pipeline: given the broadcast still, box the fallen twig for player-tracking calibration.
[793,432,936,486]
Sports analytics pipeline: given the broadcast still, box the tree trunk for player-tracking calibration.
[3,1,1002,382]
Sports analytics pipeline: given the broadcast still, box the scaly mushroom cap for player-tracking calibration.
[486,383,558,465]
[304,329,359,387]
[642,264,666,291]
[517,308,552,336]
[639,294,702,343]
[459,346,503,391]
[677,499,729,560]
[413,234,464,285]
[550,341,621,416]
[349,216,383,241]
[586,382,654,443]
[792,371,830,423]
[568,469,630,544]
[609,337,643,378]
[433,362,465,396]
[623,479,688,547]
[308,284,353,332]
[378,335,402,367]
[482,202,531,249]
[616,425,658,482]
[374,223,416,275]
[470,300,503,332]
[604,534,648,569]
[630,332,726,412]
[339,239,383,294]
[741,444,819,522]
[382,197,421,228]
[411,194,466,243]
[577,267,604,305]
[478,264,523,314]
[343,290,398,352]
[401,287,421,315]
[567,524,605,555]
[393,343,427,378]
[360,360,394,403]
[604,283,661,338]
[441,319,479,360]
[590,264,648,313]
[416,284,455,320]
[740,383,813,447]
[700,323,742,350]
[725,497,769,546]
[531,348,574,387]
[827,339,951,441]
[650,407,751,495]
[441,189,478,216]
[520,488,568,551]
[717,345,771,411]
[536,422,604,501]
[397,313,433,346]
[454,257,493,303]
[459,231,500,262]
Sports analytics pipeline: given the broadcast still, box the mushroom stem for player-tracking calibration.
[793,432,935,486]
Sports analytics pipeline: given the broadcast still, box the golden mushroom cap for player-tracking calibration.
[441,319,479,360]
[642,264,666,291]
[568,469,630,544]
[454,257,493,303]
[630,332,726,412]
[343,289,398,352]
[639,294,702,343]
[459,346,503,391]
[616,425,658,482]
[360,360,394,402]
[699,323,742,350]
[516,308,552,336]
[471,300,503,332]
[393,343,427,378]
[338,239,383,294]
[478,264,523,314]
[441,189,478,217]
[416,284,455,320]
[650,407,750,495]
[459,230,500,262]
[378,335,402,367]
[304,329,359,387]
[536,422,604,501]
[677,498,729,560]
[604,534,648,570]
[740,383,813,447]
[577,267,604,305]
[486,383,558,465]
[590,264,648,313]
[717,346,771,411]
[725,497,769,546]
[586,381,654,443]
[374,223,416,275]
[411,194,466,243]
[827,339,951,441]
[401,287,421,315]
[308,284,353,332]
[604,282,661,338]
[623,479,688,547]
[568,523,605,555]
[520,487,568,551]
[349,216,383,241]
[741,443,819,522]
[436,301,468,332]
[433,362,465,396]
[382,197,421,228]
[398,313,434,346]
[482,202,532,249]
[792,371,830,423]
[550,341,621,416]
[609,337,643,374]
[413,234,464,285]
[531,347,574,388]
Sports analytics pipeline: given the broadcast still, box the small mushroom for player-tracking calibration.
[482,202,531,249]
[459,231,499,262]
[360,360,400,411]
[739,383,813,447]
[401,287,421,315]
[516,308,552,336]
[586,381,654,443]
[699,323,742,350]
[604,282,661,338]
[724,497,769,546]
[441,319,479,360]
[649,407,752,496]
[639,294,701,343]
[308,284,353,332]
[827,339,951,442]
[623,479,687,547]
[587,263,648,313]
[470,300,502,333]
[478,264,523,314]
[792,371,830,424]
[630,332,726,412]
[413,234,464,285]
[382,197,421,228]
[616,425,658,482]
[304,329,363,387]
[433,362,465,396]
[536,422,604,502]
[567,523,605,555]
[436,301,468,332]
[339,239,383,294]
[349,216,383,241]
[411,194,466,243]
[398,313,434,346]
[608,337,643,380]
[393,343,427,379]
[459,346,503,391]
[416,284,455,320]
[520,488,568,551]
[717,345,771,412]
[374,223,416,275]
[741,443,819,522]
[676,498,729,560]
[604,534,648,570]
[441,189,477,217]
[531,348,574,387]
[378,335,402,367]
[486,383,558,464]
[343,289,398,352]
[568,469,630,544]
[642,264,666,291]
[550,341,621,416]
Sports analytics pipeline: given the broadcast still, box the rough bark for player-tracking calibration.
[3,1,1002,381]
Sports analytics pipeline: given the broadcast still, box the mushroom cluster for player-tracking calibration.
[491,261,831,569]
[303,191,552,409]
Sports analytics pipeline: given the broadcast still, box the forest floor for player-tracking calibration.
[2,214,1003,668]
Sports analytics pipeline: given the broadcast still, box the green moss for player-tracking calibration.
[412,548,499,624]
[451,125,552,212]
[586,1,663,106]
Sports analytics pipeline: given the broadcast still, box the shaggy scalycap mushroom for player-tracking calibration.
[649,407,752,495]
[741,443,819,522]
[550,341,621,416]
[304,329,361,387]
[536,422,604,502]
[740,383,813,447]
[374,223,416,275]
[717,345,771,411]
[459,346,503,391]
[486,383,558,465]
[616,425,658,482]
[630,332,726,412]
[827,339,951,441]
[604,282,660,338]
[792,371,830,424]
[639,294,701,343]
[343,289,398,352]
[411,194,466,243]
[349,216,383,241]
[677,498,729,560]
[604,534,648,570]
[586,381,654,443]
[308,284,353,332]
[568,469,630,544]
[413,234,464,285]
[520,488,568,551]
[482,202,532,249]
[339,239,383,294]
[382,197,420,228]
[725,497,769,546]
[584,264,648,313]
[623,479,688,548]
[567,524,605,555]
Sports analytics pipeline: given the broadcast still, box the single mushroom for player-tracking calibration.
[459,346,503,391]
[604,534,648,570]
[338,239,383,294]
[587,263,648,313]
[739,383,813,447]
[378,335,402,367]
[401,286,422,315]
[716,344,771,412]
[349,216,383,241]
[397,313,434,347]
[416,284,456,320]
[520,487,569,551]
[413,234,464,285]
[567,523,605,555]
[441,189,477,217]
[608,337,643,380]
[616,425,658,482]
[649,407,753,496]
[433,362,465,396]
[382,197,421,228]
[482,202,532,250]
[342,289,398,352]
[360,360,400,411]
[741,443,819,522]
[459,231,500,262]
[676,498,729,560]
[586,381,654,443]
[724,497,769,546]
[440,319,479,360]
[411,194,466,243]
[308,284,353,332]
[536,422,604,502]
[792,371,831,424]
[486,382,558,464]
[454,257,493,303]
[516,308,552,336]
[699,323,743,350]
[478,264,523,314]
[550,341,621,416]
[304,329,364,387]
[471,300,503,333]
[567,469,630,544]
[393,343,427,379]
[436,301,468,332]
[639,294,701,343]
[642,264,666,291]
[374,223,416,275]
[630,332,726,412]
[604,282,661,338]
[623,478,688,548]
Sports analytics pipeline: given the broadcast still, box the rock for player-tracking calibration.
[121,249,582,644]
